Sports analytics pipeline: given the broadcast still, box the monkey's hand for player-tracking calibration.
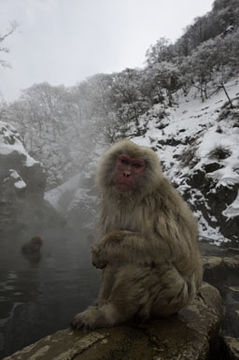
[91,244,108,269]
[92,231,154,266]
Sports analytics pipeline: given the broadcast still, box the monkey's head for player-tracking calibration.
[96,140,162,198]
[30,236,43,251]
[22,236,43,256]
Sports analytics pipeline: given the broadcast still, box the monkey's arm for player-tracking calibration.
[91,230,156,268]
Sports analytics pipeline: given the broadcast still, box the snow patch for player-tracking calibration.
[0,121,38,167]
[223,191,239,218]
[9,169,26,189]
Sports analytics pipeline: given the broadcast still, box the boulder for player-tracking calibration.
[0,121,63,232]
[201,242,239,359]
[224,337,239,360]
[186,169,239,242]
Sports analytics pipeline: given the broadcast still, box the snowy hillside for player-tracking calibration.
[131,78,239,243]
[45,78,239,244]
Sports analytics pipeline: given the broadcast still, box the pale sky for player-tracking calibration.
[0,0,214,101]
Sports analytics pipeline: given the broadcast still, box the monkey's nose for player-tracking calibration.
[123,170,131,177]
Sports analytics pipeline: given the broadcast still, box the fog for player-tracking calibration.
[0,0,214,100]
[0,191,100,358]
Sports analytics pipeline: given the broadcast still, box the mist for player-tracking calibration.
[1,0,238,357]
[0,0,214,101]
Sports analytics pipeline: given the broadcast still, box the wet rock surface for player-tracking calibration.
[201,241,239,359]
[224,337,239,360]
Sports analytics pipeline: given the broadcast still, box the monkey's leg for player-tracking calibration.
[71,264,152,330]
[150,267,196,317]
[97,266,117,302]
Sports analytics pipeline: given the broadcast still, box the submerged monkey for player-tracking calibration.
[21,236,43,265]
[71,140,202,329]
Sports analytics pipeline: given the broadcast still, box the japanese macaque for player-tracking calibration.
[71,140,202,330]
[21,236,43,264]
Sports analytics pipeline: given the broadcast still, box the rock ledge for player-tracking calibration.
[3,282,223,360]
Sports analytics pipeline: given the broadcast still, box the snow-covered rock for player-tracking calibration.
[45,171,98,230]
[0,121,48,231]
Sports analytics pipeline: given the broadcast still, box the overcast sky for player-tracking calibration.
[0,0,214,101]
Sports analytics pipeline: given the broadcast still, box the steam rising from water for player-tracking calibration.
[0,175,99,358]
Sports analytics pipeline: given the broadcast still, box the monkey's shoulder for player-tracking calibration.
[142,178,187,210]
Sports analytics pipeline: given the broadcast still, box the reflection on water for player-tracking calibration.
[0,226,100,358]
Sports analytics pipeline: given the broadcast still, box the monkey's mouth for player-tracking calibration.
[115,181,134,192]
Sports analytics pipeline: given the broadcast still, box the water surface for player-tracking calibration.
[0,226,99,358]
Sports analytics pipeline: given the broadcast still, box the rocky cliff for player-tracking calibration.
[0,120,62,233]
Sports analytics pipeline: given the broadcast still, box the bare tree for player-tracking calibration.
[0,21,18,68]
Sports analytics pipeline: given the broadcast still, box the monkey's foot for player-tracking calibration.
[71,305,106,330]
[71,309,95,330]
[71,304,119,330]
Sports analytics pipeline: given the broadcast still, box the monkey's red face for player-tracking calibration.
[114,154,145,192]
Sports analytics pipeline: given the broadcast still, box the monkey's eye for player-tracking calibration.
[121,158,130,165]
[132,163,141,168]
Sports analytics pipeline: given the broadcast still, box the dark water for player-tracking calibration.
[0,226,100,359]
